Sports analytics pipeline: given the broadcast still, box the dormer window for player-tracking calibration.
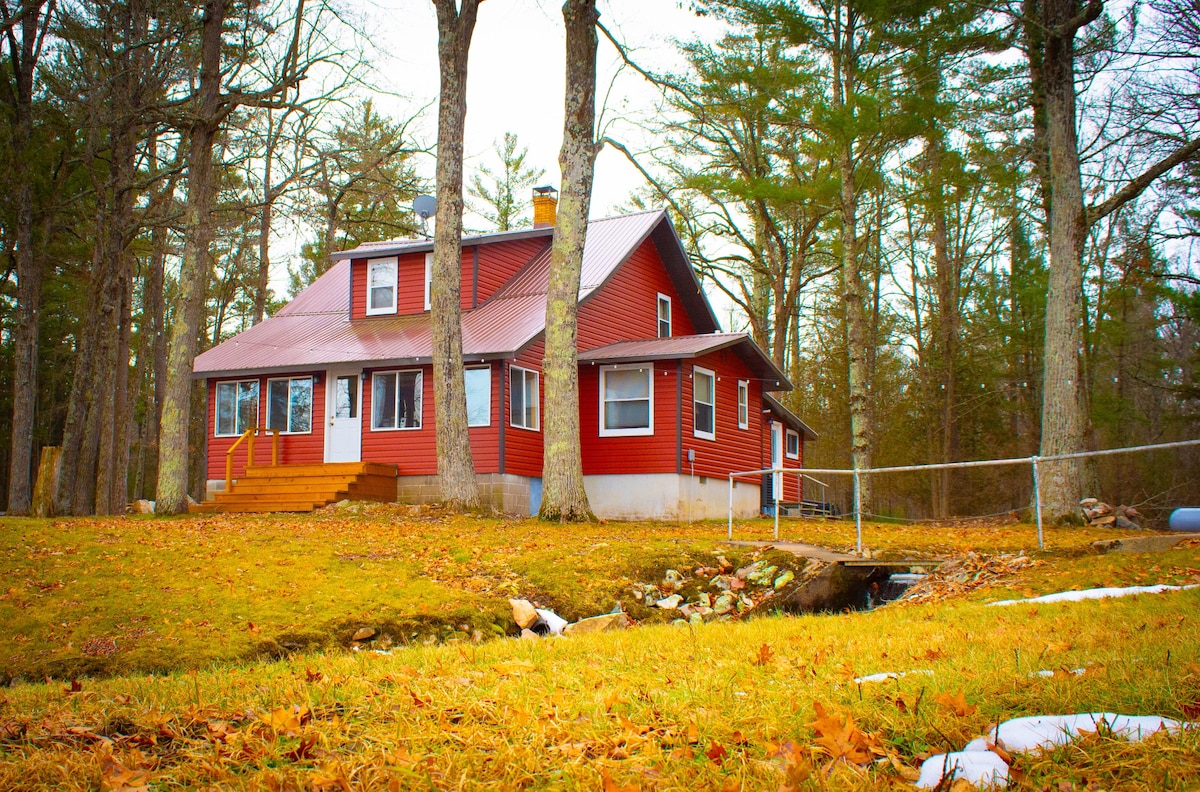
[657,293,671,338]
[366,257,397,315]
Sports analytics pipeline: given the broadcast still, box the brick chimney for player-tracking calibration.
[532,185,558,228]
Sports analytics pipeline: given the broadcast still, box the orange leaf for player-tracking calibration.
[706,741,729,764]
[807,702,881,765]
[933,690,977,717]
[755,643,774,666]
[686,720,700,744]
[601,768,643,792]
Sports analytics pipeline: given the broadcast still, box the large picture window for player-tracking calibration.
[600,365,653,436]
[737,380,749,429]
[267,377,313,433]
[693,366,715,440]
[510,366,539,431]
[215,380,259,437]
[465,366,491,427]
[372,370,422,430]
[366,257,397,315]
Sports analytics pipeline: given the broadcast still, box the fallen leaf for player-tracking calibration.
[933,690,977,717]
[706,741,729,764]
[601,768,642,792]
[807,702,882,765]
[755,643,774,666]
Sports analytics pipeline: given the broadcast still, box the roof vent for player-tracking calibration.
[532,185,557,229]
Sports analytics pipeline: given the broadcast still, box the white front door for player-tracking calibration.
[770,422,783,502]
[325,368,363,462]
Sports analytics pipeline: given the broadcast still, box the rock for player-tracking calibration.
[716,555,732,572]
[693,592,712,608]
[351,627,376,642]
[714,593,737,615]
[663,569,684,591]
[130,499,155,514]
[1113,515,1138,530]
[509,598,540,630]
[655,594,683,610]
[711,575,731,591]
[520,628,540,641]
[1079,497,1099,508]
[563,613,630,636]
[688,612,705,626]
[679,604,695,618]
[774,570,795,589]
[335,499,352,508]
[747,564,778,586]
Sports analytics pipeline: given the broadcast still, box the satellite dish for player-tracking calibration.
[413,194,436,220]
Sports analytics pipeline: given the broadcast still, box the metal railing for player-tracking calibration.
[728,439,1200,553]
[225,426,281,493]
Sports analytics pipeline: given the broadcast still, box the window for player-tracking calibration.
[510,366,539,430]
[465,366,491,427]
[372,370,422,430]
[366,257,397,315]
[215,380,259,436]
[600,365,653,436]
[693,366,715,440]
[657,293,671,338]
[737,380,749,429]
[267,377,313,433]
[424,252,433,311]
[786,429,800,459]
[333,375,358,419]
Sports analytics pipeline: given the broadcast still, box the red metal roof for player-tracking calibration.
[194,210,690,377]
[578,334,792,391]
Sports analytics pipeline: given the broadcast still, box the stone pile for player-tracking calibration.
[632,554,808,626]
[1079,498,1142,529]
[508,598,629,639]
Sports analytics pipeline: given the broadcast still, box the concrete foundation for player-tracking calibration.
[396,473,533,516]
[583,473,761,520]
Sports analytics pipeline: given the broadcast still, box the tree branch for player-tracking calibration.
[1088,138,1200,225]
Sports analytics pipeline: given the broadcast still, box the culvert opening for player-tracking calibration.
[766,565,926,614]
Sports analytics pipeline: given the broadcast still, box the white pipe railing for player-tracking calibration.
[726,438,1200,554]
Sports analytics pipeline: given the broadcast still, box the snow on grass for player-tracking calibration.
[989,584,1199,606]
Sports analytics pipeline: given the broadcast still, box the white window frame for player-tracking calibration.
[510,366,540,431]
[657,293,671,338]
[465,365,491,427]
[265,376,314,434]
[737,380,749,430]
[599,364,654,437]
[786,428,800,459]
[693,366,716,441]
[214,379,260,437]
[370,369,423,431]
[366,256,398,315]
[424,252,433,311]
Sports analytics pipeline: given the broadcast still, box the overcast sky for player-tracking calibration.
[360,0,725,219]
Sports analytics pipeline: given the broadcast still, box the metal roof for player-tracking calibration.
[195,210,714,377]
[763,392,819,440]
[578,333,792,391]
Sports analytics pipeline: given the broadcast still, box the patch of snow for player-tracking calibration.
[535,608,567,635]
[917,751,1009,789]
[975,713,1189,754]
[989,584,1198,606]
[853,669,934,684]
[1028,668,1086,678]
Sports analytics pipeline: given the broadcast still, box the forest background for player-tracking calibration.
[0,0,1197,522]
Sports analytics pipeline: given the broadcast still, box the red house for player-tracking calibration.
[193,199,816,518]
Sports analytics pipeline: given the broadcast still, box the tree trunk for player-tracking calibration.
[539,0,599,522]
[253,144,275,324]
[832,2,872,513]
[157,0,226,515]
[1037,0,1093,521]
[429,0,482,510]
[928,138,958,518]
[4,2,50,515]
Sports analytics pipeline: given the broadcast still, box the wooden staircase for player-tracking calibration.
[192,462,399,513]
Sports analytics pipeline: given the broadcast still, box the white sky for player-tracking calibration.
[360,0,725,220]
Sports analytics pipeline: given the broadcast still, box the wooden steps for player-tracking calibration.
[192,462,398,514]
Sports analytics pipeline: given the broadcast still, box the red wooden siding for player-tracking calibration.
[206,372,327,480]
[350,238,546,320]
[467,362,501,474]
[579,360,680,475]
[474,237,546,305]
[350,251,428,319]
[760,417,802,502]
[577,239,698,350]
[360,364,437,474]
[503,342,545,477]
[680,350,764,483]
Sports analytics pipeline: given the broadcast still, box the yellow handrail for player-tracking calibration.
[224,427,281,493]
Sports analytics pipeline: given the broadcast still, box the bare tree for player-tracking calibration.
[429,0,481,509]
[539,0,599,521]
